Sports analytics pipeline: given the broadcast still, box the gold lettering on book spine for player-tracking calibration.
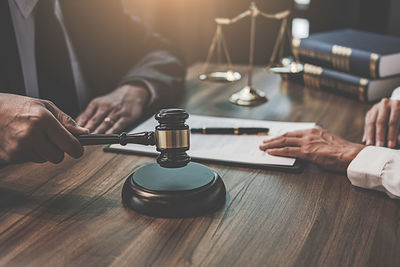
[304,64,366,101]
[370,53,379,79]
[303,64,322,89]
[332,45,352,72]
[358,78,368,102]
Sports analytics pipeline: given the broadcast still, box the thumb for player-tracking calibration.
[43,100,89,134]
[61,115,90,135]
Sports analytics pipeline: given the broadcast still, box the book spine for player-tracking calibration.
[292,38,380,79]
[303,64,369,102]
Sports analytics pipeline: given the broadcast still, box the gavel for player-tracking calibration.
[77,108,191,168]
[77,108,226,218]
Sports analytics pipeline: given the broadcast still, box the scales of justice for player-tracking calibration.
[200,2,302,106]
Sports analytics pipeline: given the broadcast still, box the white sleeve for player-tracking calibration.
[390,87,400,100]
[347,146,400,198]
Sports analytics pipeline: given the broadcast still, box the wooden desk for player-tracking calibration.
[1,64,398,267]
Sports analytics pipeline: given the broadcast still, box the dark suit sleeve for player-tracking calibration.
[118,15,186,107]
[63,1,186,108]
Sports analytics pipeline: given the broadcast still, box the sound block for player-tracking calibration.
[122,162,226,218]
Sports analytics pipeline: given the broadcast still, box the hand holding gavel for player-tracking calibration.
[77,108,191,168]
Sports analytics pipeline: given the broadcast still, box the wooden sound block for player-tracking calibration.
[122,162,226,218]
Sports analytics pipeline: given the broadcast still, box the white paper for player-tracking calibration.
[109,115,315,167]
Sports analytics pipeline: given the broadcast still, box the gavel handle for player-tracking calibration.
[77,131,155,146]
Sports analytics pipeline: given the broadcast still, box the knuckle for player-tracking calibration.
[30,107,49,122]
[61,113,74,125]
[42,99,55,107]
[120,109,131,118]
[300,147,310,156]
[114,103,123,110]
[305,136,313,142]
[376,119,386,126]
[388,120,397,127]
[381,98,389,105]
[282,147,289,153]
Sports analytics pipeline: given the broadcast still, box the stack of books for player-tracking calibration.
[292,29,400,102]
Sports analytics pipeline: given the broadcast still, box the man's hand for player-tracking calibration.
[363,98,400,148]
[259,127,365,172]
[0,94,89,165]
[76,85,149,134]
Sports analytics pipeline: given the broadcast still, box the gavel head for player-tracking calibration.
[154,108,191,168]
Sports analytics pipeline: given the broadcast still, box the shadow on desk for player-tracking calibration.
[0,187,119,221]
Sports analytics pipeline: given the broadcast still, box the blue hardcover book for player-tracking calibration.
[292,29,400,79]
[302,64,400,102]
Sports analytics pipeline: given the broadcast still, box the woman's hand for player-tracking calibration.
[76,84,149,134]
[363,98,400,148]
[259,127,365,172]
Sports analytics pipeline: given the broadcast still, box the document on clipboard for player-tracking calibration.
[105,115,315,171]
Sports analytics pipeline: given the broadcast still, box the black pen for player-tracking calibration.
[191,127,269,135]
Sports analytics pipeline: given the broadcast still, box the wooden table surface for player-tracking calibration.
[1,64,399,267]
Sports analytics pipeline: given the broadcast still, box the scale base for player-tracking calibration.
[229,86,268,106]
[122,162,226,218]
[199,71,241,82]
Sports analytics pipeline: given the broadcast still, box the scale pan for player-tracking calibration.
[266,62,304,74]
[199,71,241,82]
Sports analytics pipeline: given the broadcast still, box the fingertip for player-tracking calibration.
[50,153,65,164]
[71,145,84,159]
[75,118,84,127]
[78,126,90,134]
[266,149,275,155]
[388,141,395,148]
[105,129,116,134]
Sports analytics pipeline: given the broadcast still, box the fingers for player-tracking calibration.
[387,101,400,148]
[265,147,302,158]
[76,101,97,127]
[375,99,391,146]
[33,133,65,164]
[105,117,133,134]
[280,130,305,138]
[364,105,378,146]
[29,151,47,164]
[83,107,109,133]
[43,100,89,134]
[92,113,119,134]
[40,110,84,159]
[259,137,302,150]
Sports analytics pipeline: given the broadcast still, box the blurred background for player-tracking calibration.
[123,0,399,66]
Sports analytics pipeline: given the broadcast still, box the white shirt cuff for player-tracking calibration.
[390,87,400,100]
[347,146,400,198]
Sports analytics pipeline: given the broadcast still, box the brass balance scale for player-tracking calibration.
[199,2,303,106]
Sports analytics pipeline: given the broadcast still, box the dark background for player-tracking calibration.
[123,0,398,66]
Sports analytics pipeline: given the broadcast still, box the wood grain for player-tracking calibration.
[1,64,399,267]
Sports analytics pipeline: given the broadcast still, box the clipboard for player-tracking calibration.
[104,115,315,173]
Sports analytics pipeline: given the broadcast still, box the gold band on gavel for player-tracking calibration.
[155,129,190,149]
